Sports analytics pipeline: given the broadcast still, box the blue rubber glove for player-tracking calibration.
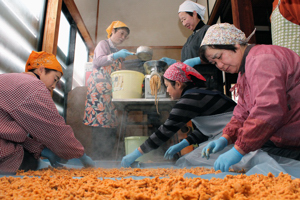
[79,153,95,168]
[113,49,134,59]
[160,57,176,66]
[214,147,243,172]
[121,148,142,168]
[164,139,189,160]
[202,137,228,159]
[183,57,201,67]
[41,148,65,168]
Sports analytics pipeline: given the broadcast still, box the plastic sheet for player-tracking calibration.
[176,137,300,179]
[23,138,300,180]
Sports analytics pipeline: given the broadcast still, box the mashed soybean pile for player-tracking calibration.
[0,167,299,199]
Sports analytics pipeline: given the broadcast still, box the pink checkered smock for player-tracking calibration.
[0,73,84,172]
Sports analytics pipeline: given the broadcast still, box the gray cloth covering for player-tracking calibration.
[192,111,233,137]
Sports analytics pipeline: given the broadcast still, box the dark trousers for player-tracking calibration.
[261,140,300,160]
[18,149,39,171]
[91,127,117,160]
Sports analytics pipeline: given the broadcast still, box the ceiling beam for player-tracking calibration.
[207,0,224,25]
[64,0,95,54]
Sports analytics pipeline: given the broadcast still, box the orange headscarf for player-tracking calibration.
[25,51,63,75]
[106,21,129,38]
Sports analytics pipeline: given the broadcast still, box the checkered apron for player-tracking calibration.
[271,1,300,56]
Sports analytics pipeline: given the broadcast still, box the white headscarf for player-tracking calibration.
[178,0,206,21]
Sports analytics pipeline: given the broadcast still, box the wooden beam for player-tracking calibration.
[207,0,223,25]
[64,0,95,53]
[231,0,256,43]
[42,0,63,55]
[95,0,100,42]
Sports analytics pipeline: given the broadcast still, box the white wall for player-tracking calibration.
[74,0,98,43]
[75,0,212,46]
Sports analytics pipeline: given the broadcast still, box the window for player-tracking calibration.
[58,14,71,57]
[0,0,46,74]
[55,11,72,116]
[73,32,88,88]
[0,1,89,118]
[56,5,89,118]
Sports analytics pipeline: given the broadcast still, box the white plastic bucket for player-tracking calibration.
[111,70,144,99]
[125,136,156,162]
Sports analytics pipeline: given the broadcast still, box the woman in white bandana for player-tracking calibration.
[199,23,300,172]
[160,0,223,91]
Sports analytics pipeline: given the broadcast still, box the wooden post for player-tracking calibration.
[42,0,63,55]
[231,0,256,43]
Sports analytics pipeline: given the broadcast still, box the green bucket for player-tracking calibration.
[125,136,157,162]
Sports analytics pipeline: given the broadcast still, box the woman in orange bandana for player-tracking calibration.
[83,21,133,160]
[25,51,63,92]
[0,51,94,173]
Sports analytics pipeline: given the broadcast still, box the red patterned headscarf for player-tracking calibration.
[164,62,206,82]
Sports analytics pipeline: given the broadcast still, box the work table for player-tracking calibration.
[112,98,177,110]
[113,98,178,159]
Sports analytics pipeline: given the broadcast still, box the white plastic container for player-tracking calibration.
[111,70,144,99]
[84,62,93,86]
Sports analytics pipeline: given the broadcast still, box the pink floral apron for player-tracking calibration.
[83,59,122,128]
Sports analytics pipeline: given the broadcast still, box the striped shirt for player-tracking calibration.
[0,73,84,172]
[140,86,236,154]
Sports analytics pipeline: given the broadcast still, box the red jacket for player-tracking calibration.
[223,45,300,154]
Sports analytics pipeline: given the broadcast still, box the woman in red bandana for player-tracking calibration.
[121,62,236,167]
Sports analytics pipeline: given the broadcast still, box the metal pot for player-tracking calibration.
[143,60,168,75]
[135,46,153,61]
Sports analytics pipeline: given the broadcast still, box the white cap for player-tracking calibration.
[178,0,206,21]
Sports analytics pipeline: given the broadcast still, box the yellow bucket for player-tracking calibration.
[111,70,144,99]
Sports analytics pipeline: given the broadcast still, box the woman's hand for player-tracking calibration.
[164,139,189,160]
[201,137,228,159]
[214,147,243,172]
[183,57,201,67]
[121,148,142,167]
[79,153,95,168]
[41,148,66,168]
[160,57,176,66]
[113,49,134,59]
